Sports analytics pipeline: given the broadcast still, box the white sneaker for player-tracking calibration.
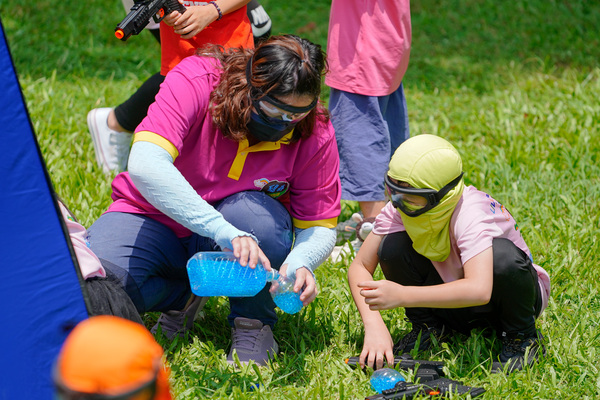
[330,213,375,262]
[329,238,362,262]
[87,108,132,174]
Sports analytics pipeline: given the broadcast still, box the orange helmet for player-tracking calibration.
[53,316,172,400]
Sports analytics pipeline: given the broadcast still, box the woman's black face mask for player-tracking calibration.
[247,111,297,142]
[245,58,317,142]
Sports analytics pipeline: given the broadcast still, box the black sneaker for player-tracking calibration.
[492,330,546,373]
[151,296,208,340]
[393,322,447,355]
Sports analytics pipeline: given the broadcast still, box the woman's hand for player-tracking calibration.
[357,280,405,310]
[277,265,318,305]
[164,4,220,39]
[360,325,395,370]
[229,236,271,271]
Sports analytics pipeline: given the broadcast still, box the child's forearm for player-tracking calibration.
[210,0,251,16]
[348,261,387,329]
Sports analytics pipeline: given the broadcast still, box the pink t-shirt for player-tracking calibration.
[373,186,550,313]
[108,55,341,238]
[325,0,412,96]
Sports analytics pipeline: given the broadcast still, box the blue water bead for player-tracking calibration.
[272,291,303,314]
[187,252,273,297]
[370,368,405,393]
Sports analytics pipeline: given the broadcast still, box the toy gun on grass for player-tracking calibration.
[346,355,484,399]
[345,356,446,378]
[115,0,186,41]
[365,378,486,399]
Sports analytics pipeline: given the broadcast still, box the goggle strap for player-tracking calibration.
[433,172,464,202]
[260,94,318,114]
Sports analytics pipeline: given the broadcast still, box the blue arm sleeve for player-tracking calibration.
[282,225,336,279]
[128,141,256,249]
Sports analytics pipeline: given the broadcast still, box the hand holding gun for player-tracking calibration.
[115,0,186,41]
[365,378,486,399]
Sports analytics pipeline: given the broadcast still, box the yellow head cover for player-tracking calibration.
[388,134,465,261]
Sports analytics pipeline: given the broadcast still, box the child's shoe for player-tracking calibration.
[335,212,362,245]
[336,212,376,245]
[330,213,376,261]
[492,330,546,373]
[87,108,132,174]
[393,321,447,355]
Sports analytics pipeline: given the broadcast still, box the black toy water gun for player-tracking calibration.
[365,377,486,399]
[345,356,445,377]
[115,0,186,41]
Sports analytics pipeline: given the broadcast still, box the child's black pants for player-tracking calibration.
[377,231,542,336]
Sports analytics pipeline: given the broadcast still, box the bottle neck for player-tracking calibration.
[267,270,280,282]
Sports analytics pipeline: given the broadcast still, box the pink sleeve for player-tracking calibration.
[453,207,499,265]
[534,264,551,315]
[59,203,106,280]
[288,120,341,224]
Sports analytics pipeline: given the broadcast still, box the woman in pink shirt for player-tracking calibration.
[348,134,550,373]
[88,35,341,366]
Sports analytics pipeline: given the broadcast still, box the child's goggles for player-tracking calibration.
[253,94,317,125]
[384,173,463,217]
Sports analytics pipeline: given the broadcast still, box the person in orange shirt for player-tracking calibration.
[53,315,172,400]
[88,0,271,174]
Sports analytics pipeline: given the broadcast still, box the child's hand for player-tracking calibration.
[162,10,182,27]
[170,5,220,39]
[357,280,404,310]
[360,328,395,370]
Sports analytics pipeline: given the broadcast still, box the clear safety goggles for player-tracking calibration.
[384,173,463,217]
[253,94,317,124]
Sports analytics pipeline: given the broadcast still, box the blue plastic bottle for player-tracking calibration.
[187,252,303,314]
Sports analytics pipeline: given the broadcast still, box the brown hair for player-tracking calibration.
[202,35,329,143]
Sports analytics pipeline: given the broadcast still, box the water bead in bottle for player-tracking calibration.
[187,252,304,314]
[270,274,304,314]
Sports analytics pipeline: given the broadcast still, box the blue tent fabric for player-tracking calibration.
[0,17,90,400]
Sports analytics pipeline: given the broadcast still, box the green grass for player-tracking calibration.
[2,0,600,398]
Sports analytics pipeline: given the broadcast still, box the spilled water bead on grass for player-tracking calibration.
[370,368,405,394]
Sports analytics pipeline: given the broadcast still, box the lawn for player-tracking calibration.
[1,0,599,398]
